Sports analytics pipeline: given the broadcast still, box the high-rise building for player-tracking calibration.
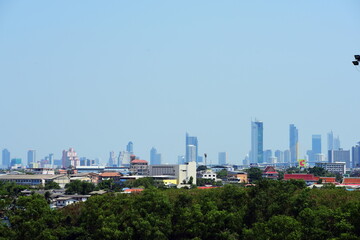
[187,145,197,162]
[61,148,80,168]
[284,149,291,163]
[108,151,116,166]
[10,158,22,167]
[327,131,334,152]
[126,141,133,154]
[27,150,36,166]
[334,136,341,150]
[2,149,10,168]
[275,150,284,163]
[263,149,272,163]
[218,152,228,165]
[308,135,321,162]
[186,133,198,163]
[352,142,360,168]
[328,148,350,168]
[251,120,263,164]
[118,151,131,167]
[150,147,162,165]
[289,124,298,164]
[328,131,341,151]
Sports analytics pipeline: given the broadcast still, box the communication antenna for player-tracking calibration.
[204,153,207,169]
[352,55,360,72]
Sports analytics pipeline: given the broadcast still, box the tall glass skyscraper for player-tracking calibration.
[308,134,322,162]
[289,124,298,164]
[150,147,161,165]
[186,133,198,163]
[251,120,263,164]
[2,149,10,168]
[218,152,228,165]
[27,150,36,166]
[126,141,133,154]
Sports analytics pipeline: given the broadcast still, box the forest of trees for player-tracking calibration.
[1,179,360,239]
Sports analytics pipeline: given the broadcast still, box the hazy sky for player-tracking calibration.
[1,1,360,165]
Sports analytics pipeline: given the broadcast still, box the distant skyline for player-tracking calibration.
[1,1,360,164]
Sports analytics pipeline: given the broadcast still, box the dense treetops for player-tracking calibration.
[1,179,360,239]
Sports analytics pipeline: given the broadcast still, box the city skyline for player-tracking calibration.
[1,1,359,164]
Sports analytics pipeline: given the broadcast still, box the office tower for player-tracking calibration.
[178,155,185,164]
[308,135,321,162]
[48,153,54,165]
[328,148,350,168]
[118,151,131,166]
[251,120,263,163]
[243,154,250,165]
[10,158,22,167]
[187,144,197,162]
[80,157,86,166]
[218,152,228,165]
[263,149,272,163]
[328,131,341,151]
[186,133,198,163]
[275,150,284,163]
[108,151,116,166]
[2,149,10,168]
[126,141,133,154]
[289,124,299,164]
[61,148,80,168]
[284,149,291,163]
[27,150,36,166]
[327,131,334,151]
[334,136,341,150]
[150,147,162,165]
[352,142,360,168]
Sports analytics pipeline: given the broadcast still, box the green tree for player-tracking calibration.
[245,167,263,183]
[216,169,228,180]
[44,181,60,190]
[65,180,95,195]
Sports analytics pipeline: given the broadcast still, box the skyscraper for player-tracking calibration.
[150,147,162,165]
[289,124,298,164]
[187,144,197,162]
[62,148,80,168]
[27,150,36,166]
[126,141,133,154]
[311,135,322,162]
[218,152,228,165]
[251,120,263,164]
[186,133,198,163]
[108,151,116,166]
[328,131,341,151]
[274,150,284,163]
[2,149,10,168]
[263,149,272,163]
[352,142,360,168]
[327,131,334,152]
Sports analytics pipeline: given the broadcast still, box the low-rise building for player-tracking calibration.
[227,171,248,183]
[0,174,70,188]
[130,160,149,175]
[99,172,122,184]
[315,162,346,175]
[149,161,196,185]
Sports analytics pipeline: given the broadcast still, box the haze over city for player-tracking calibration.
[1,1,360,164]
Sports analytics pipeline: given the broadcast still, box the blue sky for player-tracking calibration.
[0,1,360,164]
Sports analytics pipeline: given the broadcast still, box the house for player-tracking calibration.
[99,172,122,184]
[262,166,278,179]
[130,160,149,175]
[227,171,248,183]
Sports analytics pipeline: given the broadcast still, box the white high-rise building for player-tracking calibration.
[187,145,197,162]
[62,148,80,168]
[218,152,228,165]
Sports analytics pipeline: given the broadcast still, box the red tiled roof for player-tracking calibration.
[124,188,144,193]
[100,172,121,177]
[131,160,148,164]
[343,178,360,184]
[284,174,319,181]
[319,177,337,183]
